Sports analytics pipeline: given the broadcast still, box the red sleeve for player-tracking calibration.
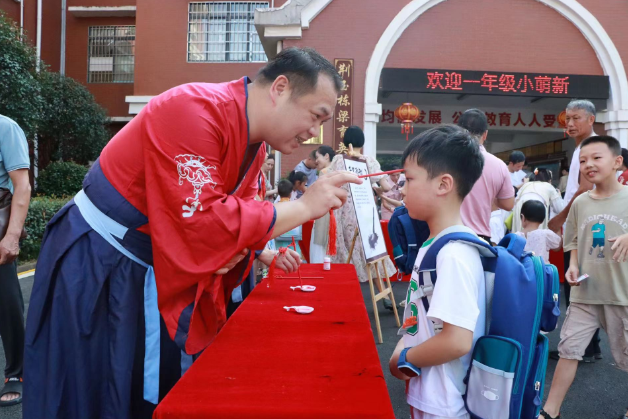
[142,91,275,354]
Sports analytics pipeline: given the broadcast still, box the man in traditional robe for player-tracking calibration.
[23,47,359,419]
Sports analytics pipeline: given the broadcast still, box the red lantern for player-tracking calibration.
[394,103,420,141]
[557,110,567,138]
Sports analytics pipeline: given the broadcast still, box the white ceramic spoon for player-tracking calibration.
[283,306,314,314]
[290,285,316,292]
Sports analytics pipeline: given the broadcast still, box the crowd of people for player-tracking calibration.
[0,46,627,419]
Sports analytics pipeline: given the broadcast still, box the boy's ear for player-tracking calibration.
[615,154,624,171]
[436,174,455,196]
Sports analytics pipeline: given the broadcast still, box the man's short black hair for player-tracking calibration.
[308,149,318,160]
[277,179,293,198]
[509,151,526,164]
[317,145,335,161]
[581,135,622,156]
[401,125,484,199]
[343,126,365,148]
[621,148,628,169]
[458,108,488,136]
[521,200,546,224]
[256,47,343,98]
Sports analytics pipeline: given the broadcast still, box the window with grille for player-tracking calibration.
[88,26,135,83]
[188,2,268,63]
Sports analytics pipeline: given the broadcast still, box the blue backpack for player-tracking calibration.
[387,206,430,275]
[416,232,560,419]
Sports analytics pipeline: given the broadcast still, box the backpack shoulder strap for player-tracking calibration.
[416,232,496,313]
[397,213,418,254]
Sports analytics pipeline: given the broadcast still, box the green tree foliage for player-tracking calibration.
[37,71,110,164]
[36,161,88,197]
[21,196,69,260]
[0,11,110,166]
[0,11,43,139]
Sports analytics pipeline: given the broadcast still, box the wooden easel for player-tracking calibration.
[347,227,401,343]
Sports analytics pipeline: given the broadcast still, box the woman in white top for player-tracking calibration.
[511,168,565,233]
[329,126,397,286]
[309,145,336,263]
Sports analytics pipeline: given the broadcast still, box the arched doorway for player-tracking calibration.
[363,0,628,156]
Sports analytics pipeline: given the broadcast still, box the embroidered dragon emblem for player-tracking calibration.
[174,154,217,218]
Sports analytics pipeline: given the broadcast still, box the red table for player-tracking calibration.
[154,264,395,419]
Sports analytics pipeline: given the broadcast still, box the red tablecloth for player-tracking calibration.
[154,264,395,419]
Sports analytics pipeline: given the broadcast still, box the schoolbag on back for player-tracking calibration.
[416,232,559,419]
[387,206,430,275]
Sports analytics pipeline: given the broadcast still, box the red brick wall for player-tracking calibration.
[41,0,61,72]
[67,0,136,6]
[580,0,628,73]
[0,0,20,24]
[65,15,135,116]
[385,0,602,75]
[0,0,39,47]
[134,0,272,95]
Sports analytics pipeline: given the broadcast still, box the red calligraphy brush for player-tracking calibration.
[358,169,404,179]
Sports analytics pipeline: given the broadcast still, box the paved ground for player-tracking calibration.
[2,275,627,419]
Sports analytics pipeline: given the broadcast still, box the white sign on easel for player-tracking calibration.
[341,156,388,263]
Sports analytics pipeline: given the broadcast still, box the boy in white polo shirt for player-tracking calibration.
[389,125,485,419]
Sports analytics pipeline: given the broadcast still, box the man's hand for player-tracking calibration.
[565,264,580,287]
[0,233,20,265]
[275,248,301,273]
[389,338,411,381]
[216,248,249,275]
[547,214,565,234]
[609,234,628,262]
[258,248,301,273]
[299,171,362,220]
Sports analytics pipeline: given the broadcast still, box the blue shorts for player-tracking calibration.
[592,237,605,248]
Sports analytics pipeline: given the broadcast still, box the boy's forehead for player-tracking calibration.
[403,159,420,171]
[581,142,613,155]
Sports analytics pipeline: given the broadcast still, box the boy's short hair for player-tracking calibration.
[580,135,621,156]
[521,200,546,224]
[458,108,488,136]
[288,170,307,185]
[509,151,526,164]
[308,149,318,160]
[401,125,484,199]
[277,179,293,197]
